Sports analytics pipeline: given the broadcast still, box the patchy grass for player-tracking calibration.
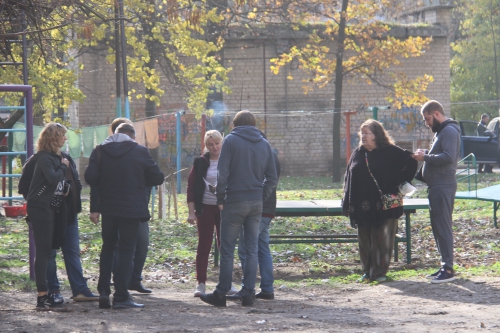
[2,174,500,292]
[0,270,34,291]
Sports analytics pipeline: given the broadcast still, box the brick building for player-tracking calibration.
[74,4,453,177]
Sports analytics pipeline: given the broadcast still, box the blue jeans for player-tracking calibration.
[112,221,149,285]
[47,215,89,296]
[216,200,262,295]
[238,216,274,293]
[97,215,140,302]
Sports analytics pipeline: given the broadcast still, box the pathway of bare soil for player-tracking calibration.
[2,275,500,333]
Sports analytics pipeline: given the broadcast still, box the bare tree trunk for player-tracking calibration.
[489,0,500,109]
[332,0,349,182]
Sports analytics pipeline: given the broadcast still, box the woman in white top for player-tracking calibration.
[187,130,234,296]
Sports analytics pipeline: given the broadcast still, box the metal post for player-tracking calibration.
[151,186,156,219]
[176,111,182,194]
[369,106,390,120]
[7,133,12,205]
[201,114,206,152]
[114,0,122,117]
[118,0,130,119]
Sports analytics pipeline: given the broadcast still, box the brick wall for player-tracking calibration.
[76,30,451,177]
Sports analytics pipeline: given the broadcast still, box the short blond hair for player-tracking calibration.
[36,122,67,154]
[204,130,223,153]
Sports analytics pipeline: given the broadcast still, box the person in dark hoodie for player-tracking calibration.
[412,100,461,284]
[85,123,164,309]
[90,118,153,294]
[25,122,70,309]
[200,110,278,307]
[229,135,281,301]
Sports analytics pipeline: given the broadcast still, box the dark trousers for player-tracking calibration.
[97,215,140,302]
[112,221,150,286]
[357,218,398,279]
[195,204,221,283]
[28,206,55,292]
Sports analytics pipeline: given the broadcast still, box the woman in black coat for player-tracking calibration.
[342,119,418,282]
[25,123,70,309]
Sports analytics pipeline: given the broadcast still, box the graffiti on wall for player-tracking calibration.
[344,105,433,154]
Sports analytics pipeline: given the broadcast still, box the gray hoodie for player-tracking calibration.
[422,119,461,186]
[216,126,278,204]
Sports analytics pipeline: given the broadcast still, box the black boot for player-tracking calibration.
[200,290,226,307]
[128,283,152,294]
[241,289,255,307]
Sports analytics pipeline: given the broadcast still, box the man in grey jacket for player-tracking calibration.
[412,100,461,283]
[200,110,278,307]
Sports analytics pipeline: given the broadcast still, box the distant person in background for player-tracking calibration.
[342,119,417,283]
[477,113,493,173]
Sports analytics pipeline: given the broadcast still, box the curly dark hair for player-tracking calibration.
[358,119,395,148]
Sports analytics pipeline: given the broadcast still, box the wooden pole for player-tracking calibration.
[158,184,163,219]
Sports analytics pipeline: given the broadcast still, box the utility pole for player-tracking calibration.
[118,0,130,119]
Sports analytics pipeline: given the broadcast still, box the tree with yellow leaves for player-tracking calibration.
[228,0,433,180]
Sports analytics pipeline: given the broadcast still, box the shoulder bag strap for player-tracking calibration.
[365,152,384,196]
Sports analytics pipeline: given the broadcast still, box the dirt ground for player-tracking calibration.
[2,269,500,333]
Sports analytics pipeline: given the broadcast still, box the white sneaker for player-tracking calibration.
[194,283,205,297]
[227,285,238,295]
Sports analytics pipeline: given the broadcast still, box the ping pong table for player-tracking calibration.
[455,184,500,227]
[273,199,429,264]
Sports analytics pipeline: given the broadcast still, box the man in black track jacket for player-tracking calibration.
[85,123,164,309]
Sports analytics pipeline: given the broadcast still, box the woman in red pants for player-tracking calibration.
[187,130,237,296]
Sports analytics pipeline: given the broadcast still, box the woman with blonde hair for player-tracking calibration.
[186,130,237,297]
[342,119,417,283]
[24,122,70,309]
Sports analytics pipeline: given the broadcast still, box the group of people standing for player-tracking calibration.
[22,100,460,310]
[22,118,164,310]
[187,111,279,307]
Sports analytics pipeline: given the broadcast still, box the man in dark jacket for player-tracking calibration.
[90,117,153,294]
[200,110,278,307]
[85,123,164,309]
